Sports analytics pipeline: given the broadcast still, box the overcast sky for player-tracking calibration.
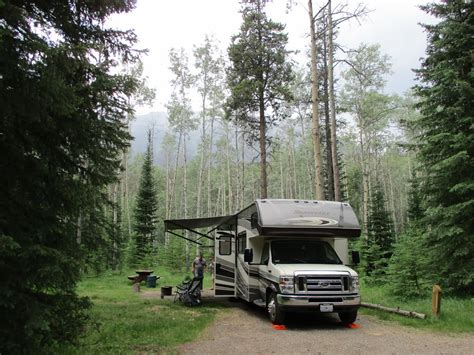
[109,0,434,115]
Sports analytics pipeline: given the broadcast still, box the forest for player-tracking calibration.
[0,0,472,352]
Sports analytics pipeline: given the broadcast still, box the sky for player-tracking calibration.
[108,0,435,115]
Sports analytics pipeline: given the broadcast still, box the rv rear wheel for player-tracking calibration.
[338,310,358,325]
[267,292,285,324]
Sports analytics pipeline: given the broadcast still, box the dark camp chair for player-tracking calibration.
[174,276,203,306]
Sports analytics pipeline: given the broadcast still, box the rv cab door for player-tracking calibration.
[214,234,236,297]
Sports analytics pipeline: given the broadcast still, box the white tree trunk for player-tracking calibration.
[328,0,342,202]
[308,0,325,200]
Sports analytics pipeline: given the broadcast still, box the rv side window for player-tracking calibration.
[237,232,247,254]
[261,243,269,265]
[219,236,231,255]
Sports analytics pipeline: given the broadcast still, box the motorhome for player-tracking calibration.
[165,199,361,325]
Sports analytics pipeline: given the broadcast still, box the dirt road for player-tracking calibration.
[179,293,474,355]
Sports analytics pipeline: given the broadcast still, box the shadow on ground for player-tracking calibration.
[199,290,353,331]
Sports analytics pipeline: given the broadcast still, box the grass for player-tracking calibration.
[52,268,226,354]
[50,270,472,353]
[360,280,474,333]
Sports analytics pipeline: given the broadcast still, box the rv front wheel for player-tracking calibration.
[338,310,357,325]
[267,292,285,324]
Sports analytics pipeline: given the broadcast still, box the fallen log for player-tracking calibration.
[361,302,426,319]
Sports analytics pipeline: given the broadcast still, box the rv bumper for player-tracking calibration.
[277,294,360,310]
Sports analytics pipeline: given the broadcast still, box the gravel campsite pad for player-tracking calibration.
[179,296,474,355]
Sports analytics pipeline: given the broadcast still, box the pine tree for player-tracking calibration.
[226,0,294,198]
[414,1,474,294]
[364,185,395,281]
[132,129,159,265]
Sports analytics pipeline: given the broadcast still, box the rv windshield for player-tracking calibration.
[271,240,342,264]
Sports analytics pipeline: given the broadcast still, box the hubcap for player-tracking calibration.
[268,297,276,320]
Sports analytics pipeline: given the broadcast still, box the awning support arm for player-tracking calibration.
[166,230,203,246]
[167,221,214,241]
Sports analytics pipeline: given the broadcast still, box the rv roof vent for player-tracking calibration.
[304,201,309,203]
[313,201,318,204]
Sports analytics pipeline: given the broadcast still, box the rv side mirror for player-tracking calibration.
[352,251,360,265]
[250,212,258,229]
[244,248,253,263]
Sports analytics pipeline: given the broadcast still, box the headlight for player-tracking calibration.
[279,275,294,294]
[350,276,359,292]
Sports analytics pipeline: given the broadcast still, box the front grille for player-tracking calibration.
[296,275,350,293]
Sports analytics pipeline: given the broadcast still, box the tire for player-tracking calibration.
[339,310,358,325]
[267,292,285,324]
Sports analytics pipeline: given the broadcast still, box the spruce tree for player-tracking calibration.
[132,129,159,264]
[414,1,474,294]
[364,185,395,281]
[406,171,424,224]
[0,0,140,351]
[387,173,428,297]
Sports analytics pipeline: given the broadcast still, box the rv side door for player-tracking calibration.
[214,234,236,297]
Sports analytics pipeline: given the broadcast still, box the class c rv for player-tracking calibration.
[165,199,361,325]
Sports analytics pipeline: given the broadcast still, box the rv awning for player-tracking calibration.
[164,215,235,232]
[164,215,236,246]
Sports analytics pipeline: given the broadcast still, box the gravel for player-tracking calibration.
[179,293,474,355]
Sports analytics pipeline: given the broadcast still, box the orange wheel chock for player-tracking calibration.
[344,323,361,329]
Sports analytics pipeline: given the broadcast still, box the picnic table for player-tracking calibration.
[128,270,158,291]
[128,269,154,283]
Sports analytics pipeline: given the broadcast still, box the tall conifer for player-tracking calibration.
[132,129,159,263]
[226,0,294,198]
[364,186,395,280]
[0,0,140,351]
[414,0,474,294]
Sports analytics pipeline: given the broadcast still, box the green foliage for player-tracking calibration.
[131,130,159,265]
[364,186,395,281]
[414,0,474,294]
[167,48,197,135]
[0,0,141,351]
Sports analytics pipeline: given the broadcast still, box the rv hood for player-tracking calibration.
[273,263,358,277]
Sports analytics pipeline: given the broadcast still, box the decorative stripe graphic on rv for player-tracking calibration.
[216,260,235,279]
[249,286,260,298]
[216,274,234,284]
[216,258,234,269]
[215,282,234,289]
[249,264,260,278]
[249,270,259,278]
[216,268,234,279]
[236,271,248,300]
[257,271,279,283]
[239,260,249,274]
